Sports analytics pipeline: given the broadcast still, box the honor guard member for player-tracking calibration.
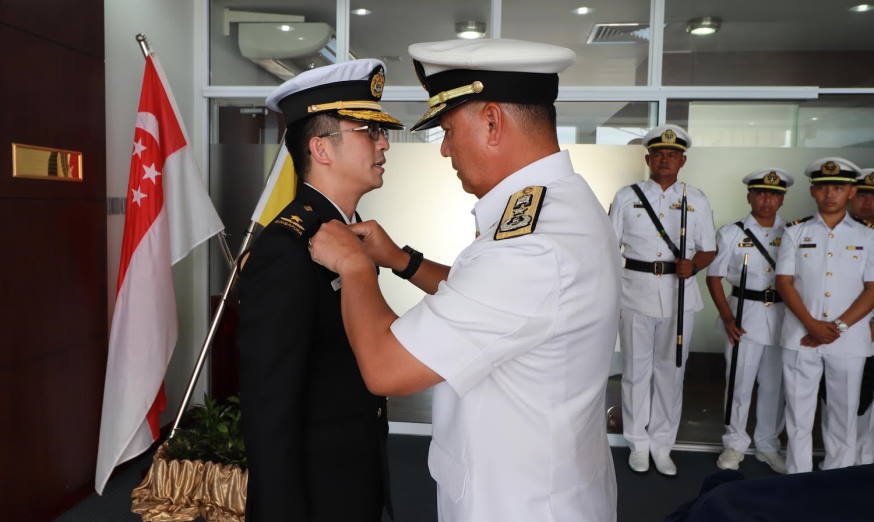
[707,169,793,474]
[853,168,874,465]
[609,124,717,476]
[775,157,874,473]
[309,39,620,522]
[236,59,403,522]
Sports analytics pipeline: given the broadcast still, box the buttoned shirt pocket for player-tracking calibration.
[428,439,469,503]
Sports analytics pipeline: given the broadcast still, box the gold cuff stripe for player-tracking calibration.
[748,184,787,192]
[307,100,383,113]
[428,81,484,108]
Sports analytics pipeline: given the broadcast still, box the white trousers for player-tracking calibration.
[782,349,864,473]
[722,339,784,453]
[620,309,694,455]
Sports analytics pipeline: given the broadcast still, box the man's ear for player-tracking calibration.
[309,136,332,166]
[481,102,503,147]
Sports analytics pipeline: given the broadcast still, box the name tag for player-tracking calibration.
[800,243,817,248]
[847,246,864,251]
[633,203,645,208]
[738,242,754,247]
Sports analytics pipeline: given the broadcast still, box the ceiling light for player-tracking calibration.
[455,20,486,39]
[572,6,594,15]
[686,16,721,36]
[351,8,372,16]
[279,24,291,32]
[849,3,874,12]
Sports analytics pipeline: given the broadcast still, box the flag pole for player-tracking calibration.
[169,221,258,438]
[136,33,151,58]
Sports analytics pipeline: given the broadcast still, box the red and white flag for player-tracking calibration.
[95,55,223,494]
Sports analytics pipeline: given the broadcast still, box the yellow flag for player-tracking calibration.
[251,145,296,227]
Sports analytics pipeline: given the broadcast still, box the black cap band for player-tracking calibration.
[424,68,559,106]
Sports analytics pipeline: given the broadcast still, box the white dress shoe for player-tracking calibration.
[652,451,677,476]
[755,451,787,474]
[628,450,649,473]
[716,448,744,470]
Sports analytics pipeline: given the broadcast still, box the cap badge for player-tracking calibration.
[763,171,780,185]
[661,129,677,144]
[370,67,386,99]
[865,173,874,185]
[821,161,840,175]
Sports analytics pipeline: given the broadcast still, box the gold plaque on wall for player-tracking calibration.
[12,143,84,181]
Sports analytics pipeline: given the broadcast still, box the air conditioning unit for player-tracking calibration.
[224,9,336,80]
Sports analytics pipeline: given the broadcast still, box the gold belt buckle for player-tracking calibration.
[653,261,664,277]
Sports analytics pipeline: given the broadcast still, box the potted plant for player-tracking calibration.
[131,395,248,522]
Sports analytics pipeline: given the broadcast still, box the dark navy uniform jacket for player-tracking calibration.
[237,184,389,522]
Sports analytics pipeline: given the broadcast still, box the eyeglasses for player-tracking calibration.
[319,122,389,141]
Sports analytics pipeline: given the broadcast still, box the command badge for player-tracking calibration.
[865,173,874,186]
[661,129,677,144]
[763,171,780,185]
[495,186,546,240]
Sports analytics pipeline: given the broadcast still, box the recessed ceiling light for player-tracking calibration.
[279,24,291,32]
[455,20,487,39]
[811,116,819,121]
[849,3,874,12]
[572,6,594,15]
[686,16,721,36]
[351,8,372,16]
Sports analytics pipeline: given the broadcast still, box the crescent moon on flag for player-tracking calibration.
[135,112,161,145]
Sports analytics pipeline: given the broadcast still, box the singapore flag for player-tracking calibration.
[95,55,223,494]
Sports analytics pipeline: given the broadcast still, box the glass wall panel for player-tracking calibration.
[349,0,490,86]
[502,0,651,86]
[664,0,874,86]
[210,0,337,86]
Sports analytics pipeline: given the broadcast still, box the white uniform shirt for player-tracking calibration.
[776,213,874,356]
[609,179,717,317]
[708,214,786,346]
[391,151,619,522]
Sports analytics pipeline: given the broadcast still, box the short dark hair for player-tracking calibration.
[284,113,341,179]
[502,102,557,129]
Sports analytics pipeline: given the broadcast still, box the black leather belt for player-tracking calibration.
[624,258,677,276]
[731,286,782,305]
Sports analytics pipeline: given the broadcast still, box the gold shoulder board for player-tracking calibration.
[494,186,546,241]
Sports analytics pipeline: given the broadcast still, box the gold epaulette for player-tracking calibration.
[786,216,813,227]
[494,186,546,240]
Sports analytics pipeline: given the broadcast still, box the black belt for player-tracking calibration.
[624,258,676,276]
[731,286,782,305]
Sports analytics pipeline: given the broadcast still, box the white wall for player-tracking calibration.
[105,0,211,424]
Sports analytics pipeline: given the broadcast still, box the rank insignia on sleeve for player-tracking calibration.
[495,186,546,240]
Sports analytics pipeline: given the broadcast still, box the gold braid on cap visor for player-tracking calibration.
[747,184,787,192]
[307,100,383,113]
[427,81,484,107]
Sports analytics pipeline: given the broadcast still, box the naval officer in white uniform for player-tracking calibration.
[776,156,874,473]
[309,39,620,522]
[609,124,717,475]
[852,168,874,465]
[706,169,793,474]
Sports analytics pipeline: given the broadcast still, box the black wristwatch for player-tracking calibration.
[392,246,423,280]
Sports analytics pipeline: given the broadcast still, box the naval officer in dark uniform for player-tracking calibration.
[236,59,403,522]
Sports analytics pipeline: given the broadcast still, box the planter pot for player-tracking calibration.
[131,442,248,522]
